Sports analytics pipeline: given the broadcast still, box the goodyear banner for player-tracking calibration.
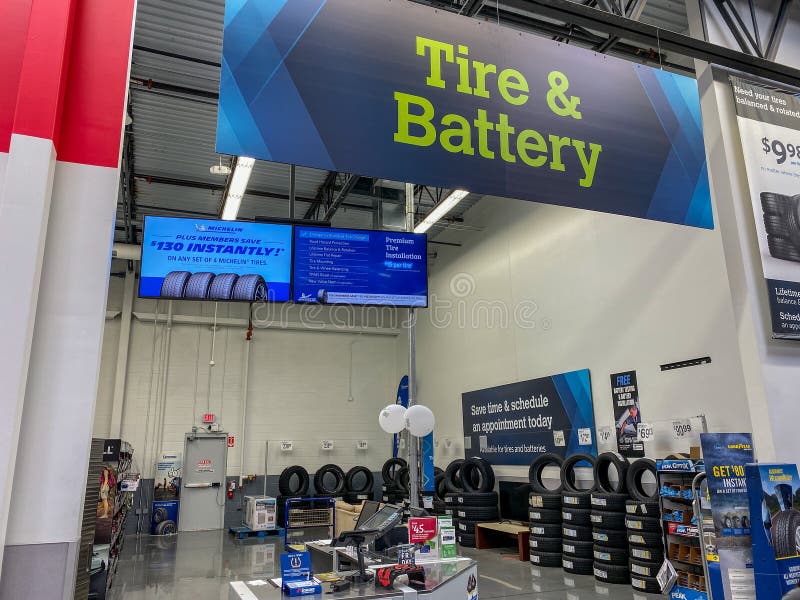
[731,76,800,339]
[217,0,712,229]
[462,369,596,466]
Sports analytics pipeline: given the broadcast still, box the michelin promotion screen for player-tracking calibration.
[139,216,293,302]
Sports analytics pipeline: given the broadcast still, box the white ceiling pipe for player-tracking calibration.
[112,243,141,261]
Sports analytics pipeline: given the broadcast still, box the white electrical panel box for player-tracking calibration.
[244,496,277,531]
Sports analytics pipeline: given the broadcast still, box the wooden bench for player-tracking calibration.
[474,521,530,561]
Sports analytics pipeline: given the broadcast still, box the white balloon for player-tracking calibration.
[405,405,435,437]
[379,404,407,434]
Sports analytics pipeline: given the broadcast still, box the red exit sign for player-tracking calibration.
[202,413,216,424]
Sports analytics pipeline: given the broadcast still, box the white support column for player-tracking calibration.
[110,268,136,437]
[685,0,800,461]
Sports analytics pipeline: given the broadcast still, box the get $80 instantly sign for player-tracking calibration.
[395,37,602,188]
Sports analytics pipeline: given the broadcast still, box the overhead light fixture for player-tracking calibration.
[221,156,255,221]
[414,189,468,233]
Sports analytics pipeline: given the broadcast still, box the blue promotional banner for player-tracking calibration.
[217,0,712,229]
[461,369,596,466]
[293,227,427,307]
[746,463,800,599]
[700,433,756,599]
[140,216,292,302]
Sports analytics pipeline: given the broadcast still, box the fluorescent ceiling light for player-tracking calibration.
[414,189,468,234]
[221,156,255,221]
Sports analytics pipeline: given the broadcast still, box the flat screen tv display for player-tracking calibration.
[292,227,428,307]
[139,216,293,302]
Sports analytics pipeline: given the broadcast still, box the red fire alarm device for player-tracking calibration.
[227,436,235,448]
[202,413,215,424]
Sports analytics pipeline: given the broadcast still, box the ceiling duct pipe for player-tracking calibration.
[112,243,141,261]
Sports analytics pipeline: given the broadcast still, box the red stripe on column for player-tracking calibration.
[12,0,77,145]
[0,1,33,152]
[57,0,136,168]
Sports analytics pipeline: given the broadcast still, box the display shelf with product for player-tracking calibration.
[656,459,710,599]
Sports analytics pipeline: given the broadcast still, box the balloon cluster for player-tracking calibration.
[378,404,435,437]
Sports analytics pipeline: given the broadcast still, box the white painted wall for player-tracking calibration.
[93,275,402,478]
[410,196,754,477]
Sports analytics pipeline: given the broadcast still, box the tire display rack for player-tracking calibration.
[656,459,710,599]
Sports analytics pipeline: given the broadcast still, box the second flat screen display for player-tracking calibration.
[293,227,428,307]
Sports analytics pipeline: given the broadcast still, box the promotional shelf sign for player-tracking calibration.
[610,371,644,458]
[746,462,800,598]
[462,369,595,465]
[700,433,756,600]
[731,76,800,339]
[217,0,712,229]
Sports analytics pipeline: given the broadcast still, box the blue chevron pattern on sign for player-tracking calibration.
[217,0,713,229]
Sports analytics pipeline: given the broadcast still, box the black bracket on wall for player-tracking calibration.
[660,356,712,371]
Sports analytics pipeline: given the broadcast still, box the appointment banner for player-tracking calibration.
[217,0,712,229]
[461,369,596,466]
[732,76,800,339]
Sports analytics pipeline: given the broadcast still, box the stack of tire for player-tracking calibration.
[341,466,375,504]
[625,458,664,595]
[444,458,498,548]
[277,465,311,527]
[526,454,565,568]
[381,458,409,504]
[591,453,632,586]
[560,454,597,576]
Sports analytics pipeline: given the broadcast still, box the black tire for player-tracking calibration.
[454,505,499,521]
[562,524,592,541]
[444,493,459,505]
[156,520,177,535]
[562,507,592,526]
[765,214,792,238]
[461,457,495,493]
[528,534,561,552]
[593,545,629,565]
[314,464,345,496]
[453,492,499,507]
[279,465,310,496]
[232,274,268,302]
[771,509,800,558]
[160,271,191,298]
[629,545,664,563]
[762,192,788,216]
[153,507,168,524]
[625,499,661,517]
[626,459,659,503]
[530,493,562,510]
[529,536,563,553]
[591,510,627,530]
[562,556,593,575]
[345,466,373,494]
[444,459,464,493]
[561,454,596,493]
[562,491,592,509]
[593,562,630,584]
[630,559,660,578]
[529,453,564,494]
[631,575,661,594]
[562,539,594,558]
[591,492,628,511]
[457,519,478,534]
[627,531,663,548]
[530,523,562,538]
[393,467,410,493]
[208,272,239,300]
[434,474,448,501]
[529,507,562,524]
[530,551,562,567]
[382,458,407,486]
[457,532,476,547]
[768,235,800,262]
[593,528,628,548]
[594,452,629,494]
[625,515,662,533]
[183,272,215,299]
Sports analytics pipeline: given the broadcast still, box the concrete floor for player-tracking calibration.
[109,531,661,600]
